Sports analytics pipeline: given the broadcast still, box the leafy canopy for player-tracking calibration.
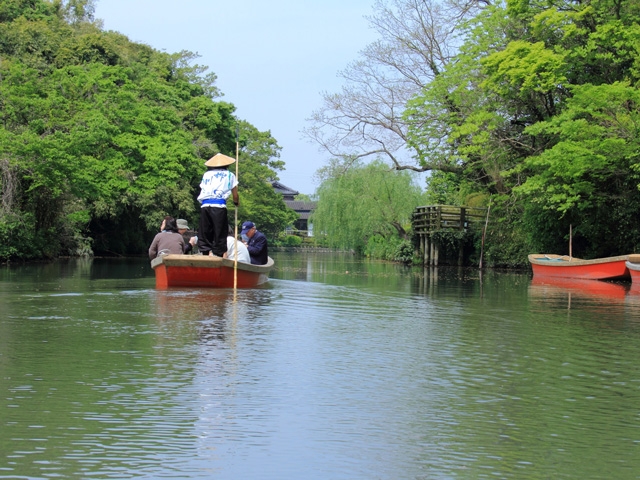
[0,0,295,259]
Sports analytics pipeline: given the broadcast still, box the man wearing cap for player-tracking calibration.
[241,221,268,265]
[196,153,239,257]
[177,219,197,254]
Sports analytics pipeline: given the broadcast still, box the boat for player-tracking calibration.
[625,254,640,285]
[528,253,630,280]
[151,254,274,289]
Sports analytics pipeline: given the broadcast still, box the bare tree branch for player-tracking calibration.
[304,0,488,173]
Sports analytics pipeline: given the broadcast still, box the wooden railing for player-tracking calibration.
[412,205,487,266]
[284,228,312,237]
[412,205,486,234]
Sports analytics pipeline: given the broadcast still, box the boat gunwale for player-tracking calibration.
[528,253,629,267]
[151,254,274,273]
[627,254,640,264]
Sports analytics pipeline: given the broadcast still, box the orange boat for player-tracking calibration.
[528,254,630,280]
[625,254,640,285]
[151,254,274,289]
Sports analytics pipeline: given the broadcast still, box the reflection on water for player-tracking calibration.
[2,254,640,479]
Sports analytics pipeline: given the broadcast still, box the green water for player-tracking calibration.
[1,254,640,479]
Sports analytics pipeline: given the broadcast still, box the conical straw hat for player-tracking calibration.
[204,153,236,167]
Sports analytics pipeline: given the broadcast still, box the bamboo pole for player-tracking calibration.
[569,224,572,260]
[233,127,239,291]
[479,198,491,270]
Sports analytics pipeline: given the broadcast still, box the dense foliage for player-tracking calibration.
[310,0,640,265]
[0,0,296,260]
[408,0,640,262]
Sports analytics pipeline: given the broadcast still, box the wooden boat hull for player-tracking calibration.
[528,254,630,280]
[625,254,640,284]
[151,254,274,289]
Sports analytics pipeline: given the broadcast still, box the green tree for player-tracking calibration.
[515,82,640,256]
[403,0,640,262]
[0,0,295,259]
[232,121,298,240]
[313,159,423,253]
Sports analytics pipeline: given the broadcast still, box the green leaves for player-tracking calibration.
[0,0,292,258]
[517,82,640,214]
[482,41,566,100]
[402,0,640,259]
[313,159,424,252]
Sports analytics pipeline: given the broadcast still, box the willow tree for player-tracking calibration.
[312,159,424,254]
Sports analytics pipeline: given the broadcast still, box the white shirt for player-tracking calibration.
[197,169,238,206]
[226,236,251,263]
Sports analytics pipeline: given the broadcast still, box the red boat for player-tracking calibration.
[528,253,630,280]
[625,254,640,285]
[151,254,274,289]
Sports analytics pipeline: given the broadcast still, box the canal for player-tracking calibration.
[1,252,640,479]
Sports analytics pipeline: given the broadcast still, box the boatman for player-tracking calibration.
[241,221,269,265]
[196,153,239,257]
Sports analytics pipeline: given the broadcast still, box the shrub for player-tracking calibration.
[0,212,42,261]
[284,235,303,247]
[364,235,416,263]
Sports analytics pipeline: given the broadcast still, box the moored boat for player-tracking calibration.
[151,254,274,289]
[625,254,640,285]
[528,253,630,280]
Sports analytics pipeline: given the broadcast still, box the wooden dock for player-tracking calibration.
[412,205,486,266]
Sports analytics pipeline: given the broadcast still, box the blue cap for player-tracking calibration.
[241,221,255,234]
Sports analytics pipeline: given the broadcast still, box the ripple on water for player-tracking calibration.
[3,260,640,478]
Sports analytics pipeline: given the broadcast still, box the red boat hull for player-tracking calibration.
[528,254,630,280]
[626,256,640,286]
[151,254,273,289]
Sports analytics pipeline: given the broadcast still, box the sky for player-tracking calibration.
[93,0,378,195]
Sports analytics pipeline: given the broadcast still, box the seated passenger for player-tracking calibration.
[148,216,185,259]
[224,226,251,263]
[177,218,198,254]
[241,221,268,265]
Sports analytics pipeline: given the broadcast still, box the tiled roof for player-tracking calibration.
[271,180,299,196]
[285,200,317,211]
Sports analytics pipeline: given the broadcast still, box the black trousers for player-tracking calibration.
[197,206,228,256]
